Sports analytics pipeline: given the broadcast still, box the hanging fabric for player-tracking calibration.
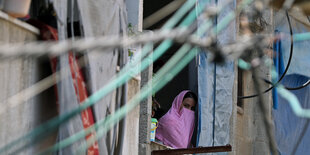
[196,0,236,152]
[52,1,86,154]
[29,21,99,155]
[273,74,310,155]
[76,0,128,154]
[273,11,310,155]
[30,0,99,153]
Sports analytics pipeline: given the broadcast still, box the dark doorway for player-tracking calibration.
[143,0,198,114]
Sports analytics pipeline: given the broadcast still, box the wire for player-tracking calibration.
[261,15,310,91]
[268,66,310,119]
[263,14,310,91]
[0,0,255,153]
[143,0,186,29]
[238,11,294,99]
[0,28,195,59]
[0,2,206,117]
[76,48,199,155]
[263,78,310,90]
[38,0,255,153]
[74,48,199,155]
[287,80,310,90]
[212,0,218,146]
[0,0,201,154]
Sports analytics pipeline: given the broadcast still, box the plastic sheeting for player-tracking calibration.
[273,74,310,155]
[196,0,236,151]
[76,0,128,154]
[273,12,310,155]
[275,13,310,78]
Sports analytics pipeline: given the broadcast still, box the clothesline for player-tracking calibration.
[0,28,194,59]
[0,0,202,117]
[39,0,255,153]
[0,0,302,154]
[0,0,200,153]
[0,0,280,153]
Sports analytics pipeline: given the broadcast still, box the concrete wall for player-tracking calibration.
[122,79,141,155]
[230,6,274,155]
[232,68,273,155]
[0,11,57,154]
[125,0,154,154]
[138,59,153,155]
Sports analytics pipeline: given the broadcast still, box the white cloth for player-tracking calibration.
[76,0,128,154]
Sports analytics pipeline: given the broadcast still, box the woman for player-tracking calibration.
[155,90,197,148]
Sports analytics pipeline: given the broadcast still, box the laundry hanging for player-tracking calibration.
[76,0,128,154]
[30,0,100,153]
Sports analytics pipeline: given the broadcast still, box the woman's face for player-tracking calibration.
[182,98,196,111]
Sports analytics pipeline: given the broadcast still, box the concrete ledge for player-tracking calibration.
[150,141,172,151]
[0,11,39,35]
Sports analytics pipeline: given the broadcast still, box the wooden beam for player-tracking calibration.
[151,145,232,155]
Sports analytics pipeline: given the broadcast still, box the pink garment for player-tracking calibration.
[155,90,195,148]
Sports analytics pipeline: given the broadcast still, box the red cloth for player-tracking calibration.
[28,20,99,155]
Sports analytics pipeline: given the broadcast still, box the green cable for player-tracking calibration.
[268,23,310,117]
[41,3,216,154]
[54,0,253,152]
[38,44,193,154]
[38,2,213,154]
[162,0,196,29]
[293,32,310,42]
[40,0,255,153]
[7,0,255,153]
[214,0,252,34]
[215,12,235,34]
[0,0,201,154]
[119,0,199,77]
[270,67,310,118]
[277,85,310,118]
[238,59,251,70]
[238,56,310,118]
[76,47,199,154]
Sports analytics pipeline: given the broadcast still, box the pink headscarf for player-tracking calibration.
[155,90,195,148]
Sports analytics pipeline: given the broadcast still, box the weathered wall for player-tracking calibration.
[0,11,57,154]
[122,78,141,155]
[125,0,154,154]
[230,6,274,155]
[233,68,273,155]
[139,58,153,155]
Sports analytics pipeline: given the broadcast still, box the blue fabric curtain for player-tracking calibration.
[196,0,236,151]
[273,13,310,154]
[273,74,310,155]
